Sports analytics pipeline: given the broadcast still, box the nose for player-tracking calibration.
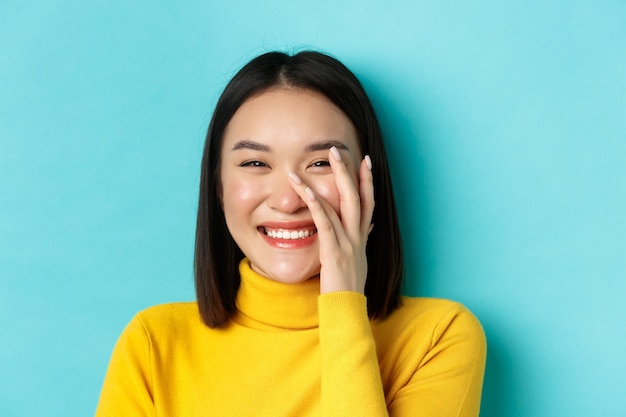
[267,173,307,214]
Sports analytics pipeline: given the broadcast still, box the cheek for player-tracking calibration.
[308,166,360,216]
[310,178,342,215]
[221,177,259,214]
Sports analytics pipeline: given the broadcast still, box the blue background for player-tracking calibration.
[1,1,625,416]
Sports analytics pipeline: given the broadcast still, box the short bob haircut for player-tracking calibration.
[195,51,404,328]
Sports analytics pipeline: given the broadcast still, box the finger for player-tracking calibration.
[287,172,347,249]
[359,155,375,237]
[328,146,361,241]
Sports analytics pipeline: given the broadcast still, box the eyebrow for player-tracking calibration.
[231,140,272,152]
[304,140,349,152]
[231,139,350,153]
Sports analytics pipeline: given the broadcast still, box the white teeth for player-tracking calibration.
[264,227,316,240]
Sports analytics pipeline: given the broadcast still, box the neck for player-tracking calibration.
[233,259,320,330]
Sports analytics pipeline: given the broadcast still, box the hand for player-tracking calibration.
[288,147,375,294]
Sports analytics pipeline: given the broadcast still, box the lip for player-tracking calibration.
[258,221,318,249]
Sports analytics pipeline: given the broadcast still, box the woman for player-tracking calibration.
[96,51,486,416]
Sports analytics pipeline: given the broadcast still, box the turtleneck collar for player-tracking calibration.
[233,258,320,331]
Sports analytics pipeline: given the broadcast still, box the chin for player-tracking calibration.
[251,258,320,285]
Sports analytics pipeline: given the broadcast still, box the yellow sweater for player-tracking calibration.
[96,260,486,416]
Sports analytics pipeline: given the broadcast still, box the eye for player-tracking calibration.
[240,160,268,168]
[309,159,330,168]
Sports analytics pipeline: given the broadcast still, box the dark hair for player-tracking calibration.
[195,51,404,328]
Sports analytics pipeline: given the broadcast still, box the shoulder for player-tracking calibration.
[394,297,481,324]
[106,303,202,362]
[373,297,485,348]
[373,299,487,412]
[123,302,204,340]
[135,301,199,322]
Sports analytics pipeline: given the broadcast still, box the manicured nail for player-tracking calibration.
[305,187,315,200]
[365,155,372,170]
[288,172,302,184]
[330,146,342,162]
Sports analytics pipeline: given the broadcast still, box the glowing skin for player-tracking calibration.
[220,88,363,285]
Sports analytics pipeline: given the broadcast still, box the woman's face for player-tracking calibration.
[220,88,361,284]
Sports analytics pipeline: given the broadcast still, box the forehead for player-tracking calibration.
[222,88,360,153]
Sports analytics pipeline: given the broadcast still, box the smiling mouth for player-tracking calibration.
[261,226,318,240]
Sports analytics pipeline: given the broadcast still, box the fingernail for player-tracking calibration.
[330,146,342,162]
[365,155,372,170]
[305,187,315,200]
[288,172,302,184]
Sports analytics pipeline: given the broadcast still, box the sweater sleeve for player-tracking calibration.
[318,292,389,417]
[95,314,155,417]
[387,303,487,417]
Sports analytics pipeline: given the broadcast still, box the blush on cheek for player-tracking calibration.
[224,179,256,203]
